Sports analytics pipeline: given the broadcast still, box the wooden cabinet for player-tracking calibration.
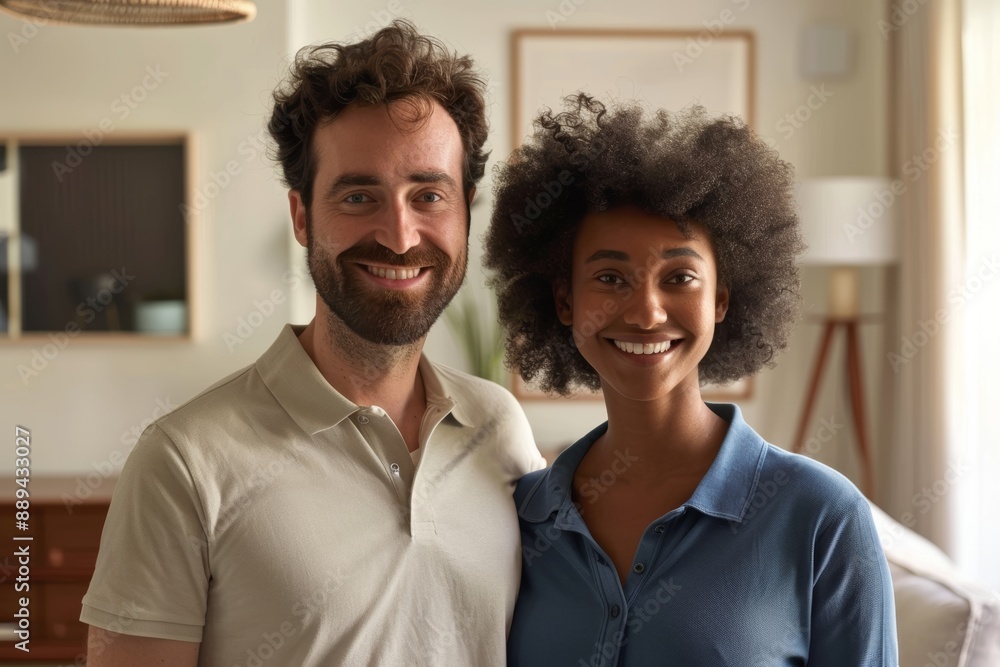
[0,477,115,663]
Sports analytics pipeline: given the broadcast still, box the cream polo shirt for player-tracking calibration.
[81,323,545,667]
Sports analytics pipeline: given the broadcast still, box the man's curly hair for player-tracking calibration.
[268,19,489,209]
[484,94,804,396]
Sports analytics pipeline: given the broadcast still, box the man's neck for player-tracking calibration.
[296,308,427,448]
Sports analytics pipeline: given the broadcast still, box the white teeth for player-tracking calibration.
[366,266,420,280]
[613,339,675,355]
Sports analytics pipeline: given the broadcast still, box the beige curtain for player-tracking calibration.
[881,0,965,552]
[957,0,1000,588]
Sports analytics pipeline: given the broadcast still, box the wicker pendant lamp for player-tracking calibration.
[0,0,255,25]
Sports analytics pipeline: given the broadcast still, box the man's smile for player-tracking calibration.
[362,264,425,280]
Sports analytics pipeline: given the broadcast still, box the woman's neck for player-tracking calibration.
[596,382,730,480]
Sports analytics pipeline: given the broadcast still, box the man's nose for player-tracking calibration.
[621,281,667,329]
[374,199,421,255]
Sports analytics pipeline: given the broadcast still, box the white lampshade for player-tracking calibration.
[797,177,899,266]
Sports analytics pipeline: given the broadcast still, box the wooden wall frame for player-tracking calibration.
[0,132,198,343]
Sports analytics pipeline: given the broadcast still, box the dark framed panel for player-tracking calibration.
[0,135,194,340]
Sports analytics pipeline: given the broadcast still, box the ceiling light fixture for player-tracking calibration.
[0,0,255,26]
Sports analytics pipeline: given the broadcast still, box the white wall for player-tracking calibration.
[1,0,891,501]
[0,0,291,474]
[291,0,891,486]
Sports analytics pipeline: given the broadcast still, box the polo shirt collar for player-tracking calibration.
[417,354,476,428]
[256,323,474,435]
[519,402,767,525]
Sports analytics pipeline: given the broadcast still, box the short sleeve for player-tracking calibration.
[80,424,209,642]
[495,387,547,477]
[808,495,900,666]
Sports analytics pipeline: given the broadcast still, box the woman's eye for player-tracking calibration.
[668,274,695,284]
[597,274,623,285]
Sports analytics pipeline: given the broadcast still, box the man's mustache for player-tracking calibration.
[338,241,446,267]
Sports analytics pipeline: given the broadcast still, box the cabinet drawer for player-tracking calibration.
[0,504,108,570]
[0,580,90,643]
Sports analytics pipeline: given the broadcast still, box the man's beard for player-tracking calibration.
[306,218,467,347]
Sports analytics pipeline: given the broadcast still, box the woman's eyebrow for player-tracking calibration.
[584,247,705,263]
[584,249,629,263]
[661,247,705,261]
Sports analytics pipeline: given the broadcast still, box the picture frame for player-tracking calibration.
[509,28,756,401]
[511,28,755,147]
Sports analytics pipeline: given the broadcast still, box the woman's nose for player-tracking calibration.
[621,281,667,329]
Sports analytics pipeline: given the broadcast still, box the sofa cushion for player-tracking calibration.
[868,501,1000,667]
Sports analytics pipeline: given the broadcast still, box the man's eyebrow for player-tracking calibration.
[324,174,380,200]
[323,171,459,201]
[583,247,705,263]
[409,171,458,189]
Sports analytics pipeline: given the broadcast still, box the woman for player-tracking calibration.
[484,95,898,666]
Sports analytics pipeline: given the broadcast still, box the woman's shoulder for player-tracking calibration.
[755,442,873,526]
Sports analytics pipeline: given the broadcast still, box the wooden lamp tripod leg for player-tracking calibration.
[793,321,838,454]
[845,321,875,499]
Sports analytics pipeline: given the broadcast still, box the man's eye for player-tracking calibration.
[345,193,370,204]
[418,192,442,203]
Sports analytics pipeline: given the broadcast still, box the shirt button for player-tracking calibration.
[654,525,665,534]
[633,563,645,574]
[610,604,621,618]
[357,415,370,424]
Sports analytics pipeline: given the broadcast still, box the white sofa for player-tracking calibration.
[868,502,1000,666]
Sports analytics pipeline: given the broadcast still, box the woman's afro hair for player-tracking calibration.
[483,94,805,396]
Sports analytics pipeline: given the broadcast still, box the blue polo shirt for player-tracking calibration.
[508,403,898,666]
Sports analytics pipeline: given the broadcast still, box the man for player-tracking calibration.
[81,21,544,666]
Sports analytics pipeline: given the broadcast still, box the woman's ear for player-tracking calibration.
[715,284,730,323]
[553,280,573,326]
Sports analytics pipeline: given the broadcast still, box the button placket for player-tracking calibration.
[355,408,411,504]
[589,545,627,663]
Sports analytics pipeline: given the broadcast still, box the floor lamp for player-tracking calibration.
[793,178,898,499]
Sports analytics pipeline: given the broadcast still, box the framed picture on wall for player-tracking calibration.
[511,28,755,147]
[509,28,756,401]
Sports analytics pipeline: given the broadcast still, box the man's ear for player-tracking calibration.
[289,190,308,248]
[715,284,730,323]
[554,280,573,326]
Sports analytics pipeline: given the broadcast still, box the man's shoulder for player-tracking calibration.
[427,359,544,473]
[427,360,521,410]
[151,361,266,437]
